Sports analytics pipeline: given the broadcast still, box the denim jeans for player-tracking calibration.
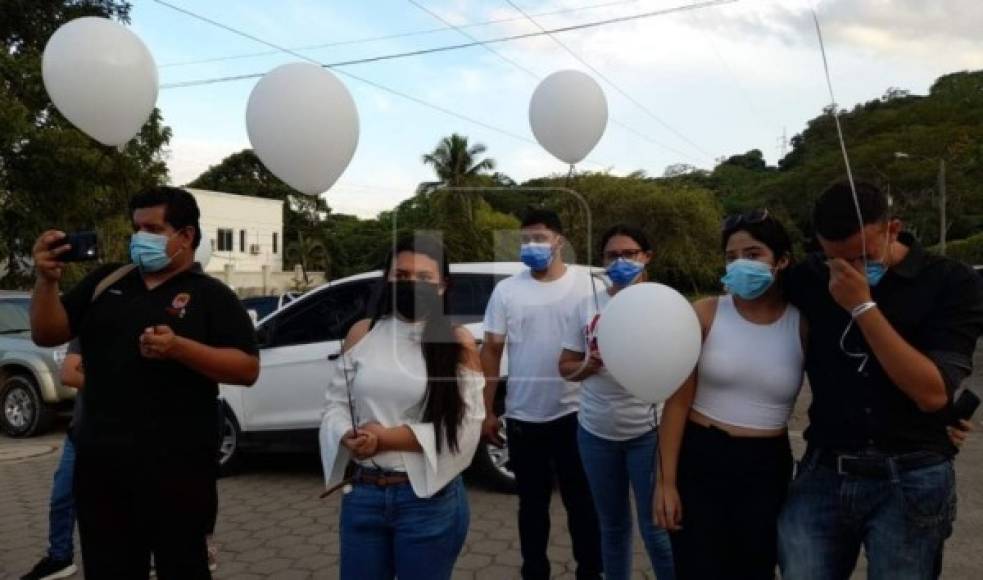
[339,475,469,580]
[577,426,676,580]
[48,435,77,561]
[778,449,956,580]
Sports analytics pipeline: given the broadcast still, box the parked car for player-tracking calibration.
[0,292,74,437]
[241,292,299,325]
[219,262,574,492]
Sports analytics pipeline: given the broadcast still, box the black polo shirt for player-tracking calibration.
[785,233,983,457]
[61,263,257,457]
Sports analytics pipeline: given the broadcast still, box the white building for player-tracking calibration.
[188,188,284,275]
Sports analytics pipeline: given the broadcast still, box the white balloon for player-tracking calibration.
[246,63,359,196]
[42,17,158,146]
[596,283,701,404]
[195,230,212,269]
[529,70,608,165]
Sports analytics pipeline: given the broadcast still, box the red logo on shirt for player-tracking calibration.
[166,293,191,318]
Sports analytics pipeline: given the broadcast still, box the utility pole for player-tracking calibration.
[938,158,947,255]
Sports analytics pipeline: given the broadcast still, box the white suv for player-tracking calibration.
[218,262,527,491]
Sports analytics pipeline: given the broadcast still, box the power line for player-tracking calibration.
[406,0,540,80]
[159,0,653,69]
[153,0,539,146]
[159,0,737,91]
[406,0,698,162]
[502,0,725,161]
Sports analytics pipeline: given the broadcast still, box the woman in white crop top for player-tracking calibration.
[656,211,806,580]
[319,235,485,580]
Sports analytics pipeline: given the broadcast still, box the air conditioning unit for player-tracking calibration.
[249,244,261,255]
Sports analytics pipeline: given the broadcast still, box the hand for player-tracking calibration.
[481,412,504,447]
[342,430,379,460]
[655,480,683,531]
[139,325,180,359]
[583,354,604,377]
[357,422,387,439]
[947,419,973,448]
[828,258,873,312]
[33,230,69,283]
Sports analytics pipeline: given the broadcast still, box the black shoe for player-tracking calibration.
[21,557,77,580]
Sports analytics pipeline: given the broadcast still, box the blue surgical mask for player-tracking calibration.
[866,262,887,287]
[721,259,775,300]
[130,232,173,273]
[520,243,553,272]
[606,258,645,286]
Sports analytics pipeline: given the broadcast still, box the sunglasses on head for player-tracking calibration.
[721,209,770,231]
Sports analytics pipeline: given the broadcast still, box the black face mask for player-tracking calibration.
[392,280,442,321]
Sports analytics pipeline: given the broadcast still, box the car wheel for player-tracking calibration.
[217,405,243,476]
[0,374,52,438]
[470,413,517,493]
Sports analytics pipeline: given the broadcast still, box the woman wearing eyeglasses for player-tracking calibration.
[558,225,676,580]
[655,210,804,579]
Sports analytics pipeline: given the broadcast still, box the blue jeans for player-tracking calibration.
[48,435,77,561]
[577,426,676,580]
[778,450,956,580]
[340,475,469,580]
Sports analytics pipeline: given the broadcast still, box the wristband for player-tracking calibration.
[851,301,877,319]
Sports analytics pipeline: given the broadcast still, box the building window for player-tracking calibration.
[273,232,278,254]
[240,230,246,253]
[217,228,233,252]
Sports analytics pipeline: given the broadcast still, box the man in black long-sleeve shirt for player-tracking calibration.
[778,181,983,579]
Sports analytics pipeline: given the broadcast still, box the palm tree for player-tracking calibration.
[285,230,329,288]
[419,134,496,221]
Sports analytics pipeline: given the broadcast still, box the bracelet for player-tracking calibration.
[851,301,877,319]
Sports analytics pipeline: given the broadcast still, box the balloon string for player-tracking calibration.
[565,163,575,187]
[811,9,866,267]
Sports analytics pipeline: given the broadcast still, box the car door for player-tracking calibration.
[243,279,376,430]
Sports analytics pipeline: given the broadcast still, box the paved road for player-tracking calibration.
[2,351,982,579]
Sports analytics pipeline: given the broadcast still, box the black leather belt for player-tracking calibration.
[351,468,410,487]
[815,449,948,478]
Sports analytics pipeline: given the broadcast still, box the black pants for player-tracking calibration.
[506,412,603,580]
[671,421,792,580]
[74,446,216,579]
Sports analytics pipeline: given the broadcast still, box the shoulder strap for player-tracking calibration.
[91,264,137,303]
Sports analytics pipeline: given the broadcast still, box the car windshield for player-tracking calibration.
[0,298,31,334]
[241,296,280,321]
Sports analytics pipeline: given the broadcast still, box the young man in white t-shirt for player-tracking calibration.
[480,209,603,580]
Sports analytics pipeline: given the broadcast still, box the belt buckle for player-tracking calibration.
[836,454,858,475]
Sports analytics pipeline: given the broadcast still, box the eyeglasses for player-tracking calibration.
[721,209,770,231]
[602,249,644,262]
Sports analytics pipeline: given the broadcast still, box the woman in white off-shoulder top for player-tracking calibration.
[319,234,484,580]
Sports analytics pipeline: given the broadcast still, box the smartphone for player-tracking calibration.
[951,389,981,425]
[50,231,99,262]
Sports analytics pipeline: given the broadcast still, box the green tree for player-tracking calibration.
[285,230,329,287]
[419,133,497,222]
[0,0,172,288]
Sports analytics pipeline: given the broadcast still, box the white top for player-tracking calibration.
[561,290,658,440]
[693,295,805,430]
[319,316,485,498]
[483,266,599,422]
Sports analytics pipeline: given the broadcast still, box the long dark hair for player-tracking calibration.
[369,234,465,453]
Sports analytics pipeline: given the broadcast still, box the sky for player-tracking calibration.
[128,0,983,218]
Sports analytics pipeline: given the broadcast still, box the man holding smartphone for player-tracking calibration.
[30,186,259,579]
